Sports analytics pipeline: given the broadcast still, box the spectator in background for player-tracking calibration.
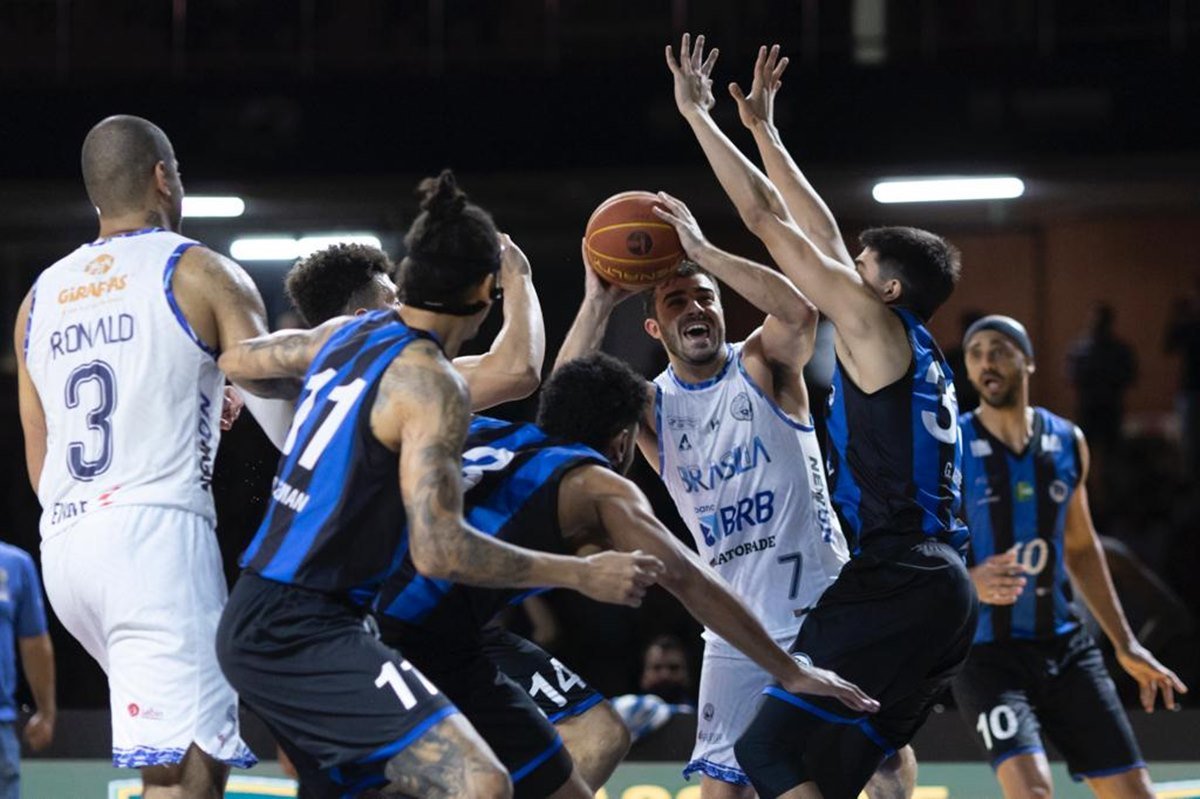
[0,541,55,799]
[612,636,696,743]
[1068,304,1138,455]
[944,309,984,413]
[1164,284,1200,478]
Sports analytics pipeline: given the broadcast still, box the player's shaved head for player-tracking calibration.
[81,115,177,217]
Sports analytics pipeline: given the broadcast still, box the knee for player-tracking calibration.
[467,763,513,799]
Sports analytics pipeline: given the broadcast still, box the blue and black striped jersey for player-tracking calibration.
[240,310,435,605]
[373,415,607,635]
[825,307,969,557]
[960,407,1082,643]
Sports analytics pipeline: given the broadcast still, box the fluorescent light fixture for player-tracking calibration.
[230,233,383,261]
[872,177,1025,204]
[182,195,245,218]
[230,237,299,261]
[297,234,382,256]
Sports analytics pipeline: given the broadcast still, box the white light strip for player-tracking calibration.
[872,177,1025,204]
[182,196,246,218]
[230,233,383,261]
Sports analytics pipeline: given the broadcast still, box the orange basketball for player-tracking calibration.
[584,191,685,289]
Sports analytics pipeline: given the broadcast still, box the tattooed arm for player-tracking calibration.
[218,318,348,399]
[372,340,664,600]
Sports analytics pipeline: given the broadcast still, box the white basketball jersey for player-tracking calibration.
[24,228,225,540]
[654,343,849,645]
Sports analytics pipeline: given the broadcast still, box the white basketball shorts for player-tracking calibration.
[41,505,256,769]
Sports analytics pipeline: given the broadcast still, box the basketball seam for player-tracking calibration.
[584,245,683,266]
[586,221,676,235]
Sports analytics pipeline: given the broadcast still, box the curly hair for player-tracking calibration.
[537,353,647,451]
[284,243,394,326]
[399,169,500,307]
[859,226,960,322]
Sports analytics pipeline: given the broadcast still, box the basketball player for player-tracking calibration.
[215,171,664,798]
[281,238,633,792]
[661,35,977,799]
[13,115,297,797]
[953,315,1187,799]
[376,353,880,799]
[557,141,910,799]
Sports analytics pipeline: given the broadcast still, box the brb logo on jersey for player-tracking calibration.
[677,436,771,494]
[698,490,775,546]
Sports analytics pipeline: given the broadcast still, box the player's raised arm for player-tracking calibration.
[14,288,47,492]
[1064,429,1188,712]
[451,234,545,410]
[665,33,894,348]
[651,191,817,374]
[218,317,350,399]
[569,465,877,713]
[375,340,664,602]
[730,44,854,267]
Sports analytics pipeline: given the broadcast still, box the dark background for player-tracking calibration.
[0,0,1197,717]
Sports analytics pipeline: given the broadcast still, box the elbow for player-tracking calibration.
[740,205,777,237]
[408,537,453,580]
[510,365,542,401]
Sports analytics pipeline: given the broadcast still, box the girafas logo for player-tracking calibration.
[59,254,127,304]
[84,254,114,275]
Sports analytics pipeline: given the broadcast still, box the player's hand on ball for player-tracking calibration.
[729,43,789,131]
[221,385,245,431]
[499,233,532,279]
[781,657,880,714]
[969,548,1027,605]
[579,238,640,306]
[23,710,54,751]
[1116,641,1188,713]
[665,33,719,118]
[579,550,664,607]
[652,192,710,262]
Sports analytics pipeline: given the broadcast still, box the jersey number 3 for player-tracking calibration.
[921,362,958,445]
[64,360,117,481]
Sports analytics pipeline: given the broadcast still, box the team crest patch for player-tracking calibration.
[730,392,753,421]
[1048,479,1069,503]
[702,703,715,721]
[1015,481,1034,502]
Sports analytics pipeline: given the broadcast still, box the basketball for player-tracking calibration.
[584,191,685,289]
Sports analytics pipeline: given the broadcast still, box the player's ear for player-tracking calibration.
[643,317,662,340]
[881,277,902,303]
[353,307,368,316]
[153,161,173,198]
[1027,359,1036,376]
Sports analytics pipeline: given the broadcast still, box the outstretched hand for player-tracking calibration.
[1117,642,1188,713]
[580,238,640,307]
[651,191,710,262]
[729,43,789,131]
[499,233,532,280]
[664,33,719,119]
[779,655,880,715]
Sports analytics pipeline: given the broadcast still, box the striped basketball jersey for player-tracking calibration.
[960,407,1082,643]
[825,307,968,557]
[373,416,607,631]
[240,310,434,605]
[24,228,224,540]
[655,343,849,646]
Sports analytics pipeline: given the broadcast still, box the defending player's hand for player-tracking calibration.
[665,33,719,119]
[1116,641,1189,713]
[578,550,664,607]
[499,233,531,279]
[580,238,640,307]
[729,43,789,131]
[969,548,1027,605]
[221,385,245,431]
[780,657,881,715]
[651,191,710,263]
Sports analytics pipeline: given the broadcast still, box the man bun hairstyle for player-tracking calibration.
[859,226,960,322]
[285,243,393,326]
[399,169,500,308]
[537,353,647,452]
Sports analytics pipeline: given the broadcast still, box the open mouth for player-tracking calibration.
[681,319,712,343]
[981,372,1004,391]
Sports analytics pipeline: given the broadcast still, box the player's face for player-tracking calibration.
[965,330,1031,409]
[646,274,725,366]
[853,248,900,305]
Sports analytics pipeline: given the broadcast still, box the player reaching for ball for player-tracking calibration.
[559,194,913,798]
[664,34,976,799]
